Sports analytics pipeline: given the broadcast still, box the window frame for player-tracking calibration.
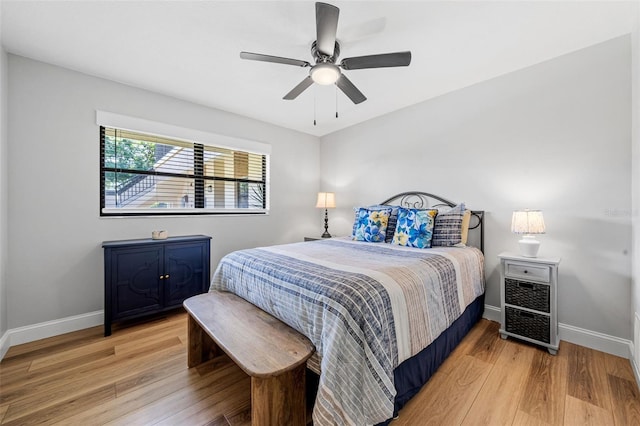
[97,111,270,217]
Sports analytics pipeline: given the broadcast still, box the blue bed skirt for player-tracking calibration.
[381,293,485,424]
[306,294,485,424]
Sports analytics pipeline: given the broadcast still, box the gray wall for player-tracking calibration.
[320,36,632,339]
[6,55,320,329]
[632,8,640,364]
[2,33,635,350]
[0,6,8,339]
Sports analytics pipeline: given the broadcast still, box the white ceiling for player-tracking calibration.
[1,1,637,137]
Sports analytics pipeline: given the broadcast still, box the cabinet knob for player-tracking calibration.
[165,274,170,279]
[159,275,164,280]
[523,270,528,274]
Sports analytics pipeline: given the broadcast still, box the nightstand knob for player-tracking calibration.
[523,270,528,274]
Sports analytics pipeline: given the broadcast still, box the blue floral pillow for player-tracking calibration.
[351,205,400,243]
[392,208,438,248]
[353,207,392,243]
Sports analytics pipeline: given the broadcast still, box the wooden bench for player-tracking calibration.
[183,291,315,426]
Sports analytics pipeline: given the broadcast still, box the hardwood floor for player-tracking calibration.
[1,311,639,425]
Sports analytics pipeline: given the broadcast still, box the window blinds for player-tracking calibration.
[100,126,268,216]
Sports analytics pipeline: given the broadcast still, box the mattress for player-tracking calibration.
[210,237,485,425]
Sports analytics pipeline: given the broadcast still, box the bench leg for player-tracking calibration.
[251,364,306,426]
[187,314,219,368]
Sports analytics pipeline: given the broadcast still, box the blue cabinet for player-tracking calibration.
[103,235,211,336]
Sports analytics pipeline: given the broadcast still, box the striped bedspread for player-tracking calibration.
[210,237,484,425]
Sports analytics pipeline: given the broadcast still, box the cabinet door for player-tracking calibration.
[164,242,208,307]
[110,246,163,319]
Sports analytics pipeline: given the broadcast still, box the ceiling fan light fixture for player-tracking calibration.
[310,63,341,85]
[240,2,410,105]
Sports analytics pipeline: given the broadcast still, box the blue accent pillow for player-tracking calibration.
[353,207,392,243]
[432,203,466,247]
[392,208,438,249]
[351,205,400,242]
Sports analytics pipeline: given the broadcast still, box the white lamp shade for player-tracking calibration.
[511,210,545,234]
[511,210,545,257]
[316,192,336,209]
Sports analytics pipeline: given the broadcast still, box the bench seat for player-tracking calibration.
[184,291,315,426]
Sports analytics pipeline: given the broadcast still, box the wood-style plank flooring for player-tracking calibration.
[1,310,639,425]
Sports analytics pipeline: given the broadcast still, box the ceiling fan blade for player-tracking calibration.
[340,51,412,70]
[283,76,314,100]
[316,2,339,57]
[336,74,366,104]
[240,52,310,67]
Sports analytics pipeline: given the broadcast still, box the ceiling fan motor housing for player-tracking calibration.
[311,40,341,63]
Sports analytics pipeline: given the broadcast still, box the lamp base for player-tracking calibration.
[321,208,331,238]
[518,235,541,258]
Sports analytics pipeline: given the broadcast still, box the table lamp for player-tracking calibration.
[511,210,545,257]
[316,192,336,238]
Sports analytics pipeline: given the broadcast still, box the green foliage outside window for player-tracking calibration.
[103,135,156,190]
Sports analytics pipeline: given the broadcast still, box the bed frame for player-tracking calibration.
[380,191,484,253]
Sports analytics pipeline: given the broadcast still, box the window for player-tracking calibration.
[99,121,269,216]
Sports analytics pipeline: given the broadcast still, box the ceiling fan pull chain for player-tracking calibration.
[335,84,339,118]
[314,85,317,126]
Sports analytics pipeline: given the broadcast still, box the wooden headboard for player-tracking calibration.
[379,191,484,253]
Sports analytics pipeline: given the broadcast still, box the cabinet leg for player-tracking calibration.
[499,332,507,340]
[548,348,557,356]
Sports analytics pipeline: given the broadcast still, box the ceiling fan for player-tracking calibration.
[240,2,412,105]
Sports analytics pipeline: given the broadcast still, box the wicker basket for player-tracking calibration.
[505,278,550,312]
[505,306,550,343]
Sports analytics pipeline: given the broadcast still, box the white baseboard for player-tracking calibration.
[631,312,640,390]
[559,322,631,358]
[0,305,635,362]
[483,304,501,323]
[484,304,632,359]
[0,310,103,361]
[0,329,10,361]
[631,344,640,389]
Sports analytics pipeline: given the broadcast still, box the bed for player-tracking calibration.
[209,192,485,425]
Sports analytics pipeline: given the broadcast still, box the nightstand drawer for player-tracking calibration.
[505,262,550,283]
[505,306,550,344]
[505,278,550,312]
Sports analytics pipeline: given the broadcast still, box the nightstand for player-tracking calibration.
[498,252,561,354]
